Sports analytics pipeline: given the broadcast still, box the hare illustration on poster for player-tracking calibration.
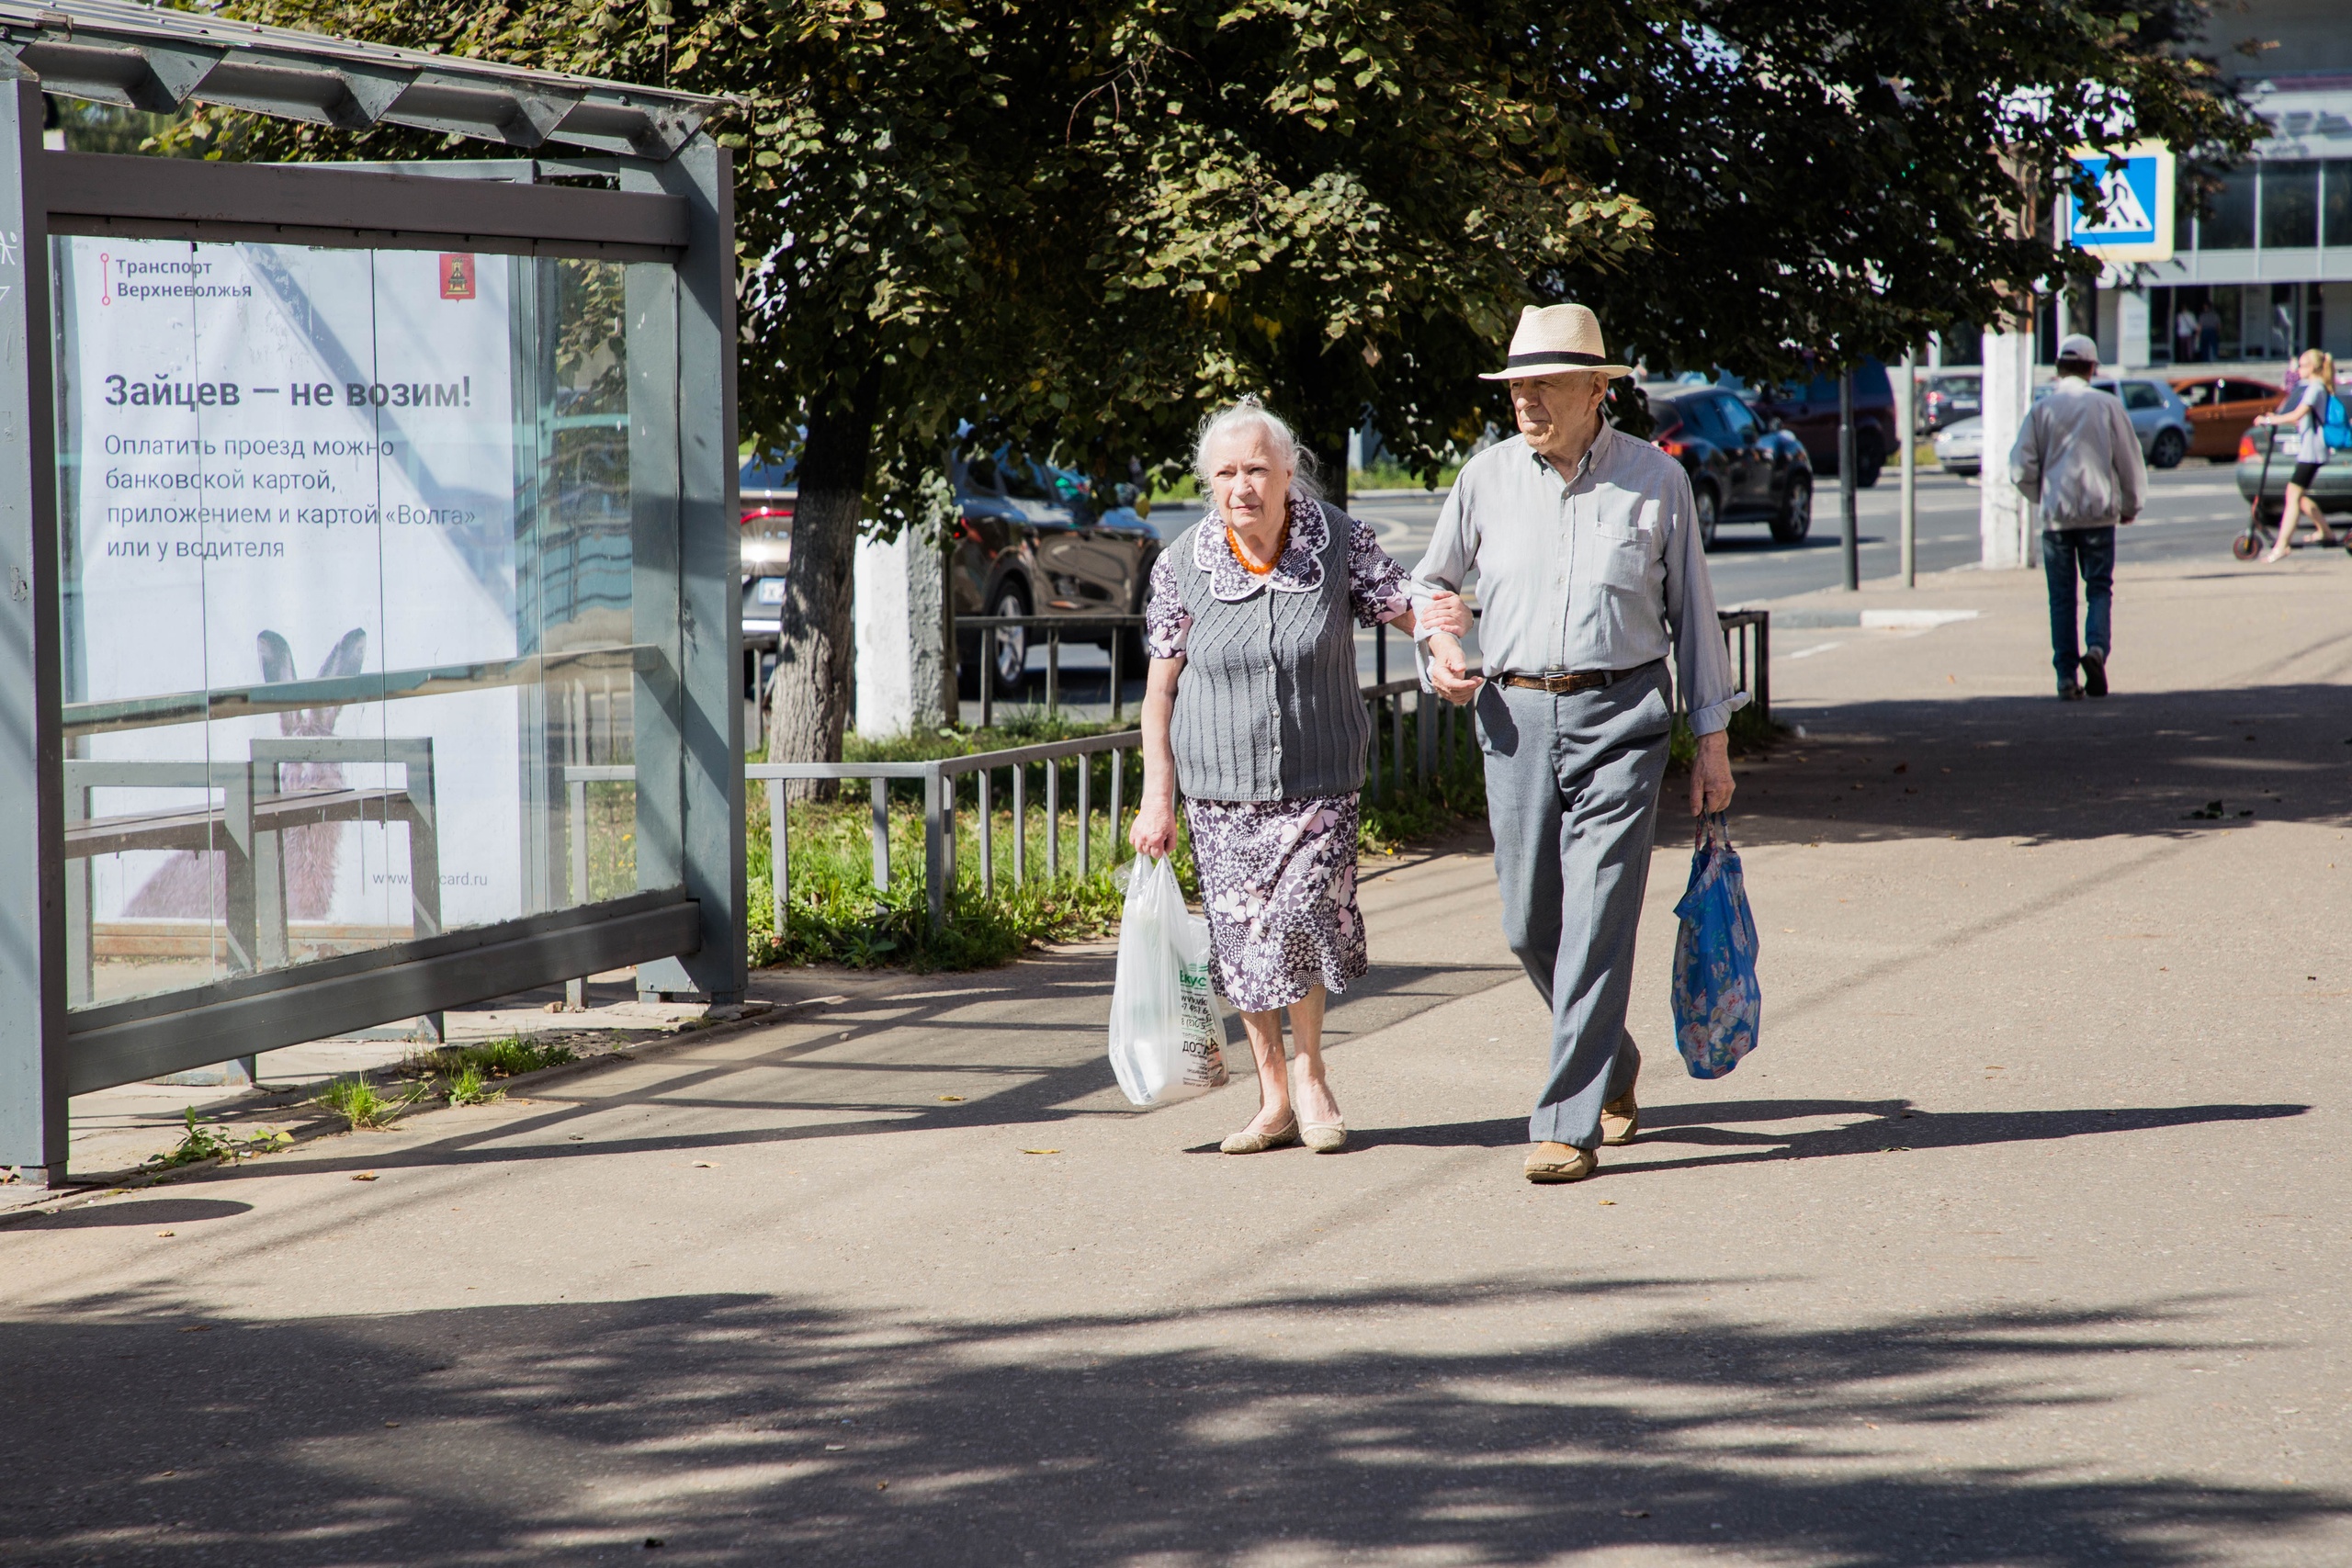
[60,237,528,960]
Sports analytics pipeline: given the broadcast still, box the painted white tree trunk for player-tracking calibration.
[1979,327,2037,570]
[854,527,948,738]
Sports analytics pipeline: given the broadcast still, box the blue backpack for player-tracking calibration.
[2324,389,2350,451]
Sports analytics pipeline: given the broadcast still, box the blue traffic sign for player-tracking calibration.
[2065,144,2176,262]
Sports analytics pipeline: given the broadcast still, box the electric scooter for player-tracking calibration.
[2233,426,2279,560]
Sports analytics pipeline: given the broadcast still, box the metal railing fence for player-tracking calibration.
[955,613,1142,727]
[574,609,1765,964]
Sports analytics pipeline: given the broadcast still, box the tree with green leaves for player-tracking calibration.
[186,0,2256,769]
[1538,0,2262,382]
[186,0,1651,773]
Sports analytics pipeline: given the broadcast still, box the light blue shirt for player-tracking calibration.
[2288,381,2331,466]
[1407,425,1747,736]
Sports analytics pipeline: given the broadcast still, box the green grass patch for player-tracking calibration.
[748,765,1180,972]
[444,1064,503,1106]
[314,1076,425,1131]
[404,1035,578,1085]
[145,1106,293,1169]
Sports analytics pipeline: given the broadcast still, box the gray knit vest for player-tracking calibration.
[1170,503,1368,802]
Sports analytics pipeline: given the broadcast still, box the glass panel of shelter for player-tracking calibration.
[50,239,682,1010]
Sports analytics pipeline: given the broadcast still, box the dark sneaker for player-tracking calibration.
[2080,649,2109,698]
[2058,682,2084,701]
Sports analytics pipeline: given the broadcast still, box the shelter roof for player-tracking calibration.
[4,0,722,160]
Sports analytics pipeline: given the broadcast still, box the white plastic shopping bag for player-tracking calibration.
[1106,856,1229,1107]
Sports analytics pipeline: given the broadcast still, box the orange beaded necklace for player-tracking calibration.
[1226,523,1286,575]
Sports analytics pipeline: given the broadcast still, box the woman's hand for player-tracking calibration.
[1130,796,1179,859]
[1417,591,1471,638]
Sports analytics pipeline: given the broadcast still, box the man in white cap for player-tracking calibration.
[2007,332,2143,700]
[1411,303,1744,1185]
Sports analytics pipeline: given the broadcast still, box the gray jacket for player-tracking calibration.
[2008,378,2147,530]
[1168,503,1368,802]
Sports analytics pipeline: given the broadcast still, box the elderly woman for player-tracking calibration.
[1128,399,1466,1155]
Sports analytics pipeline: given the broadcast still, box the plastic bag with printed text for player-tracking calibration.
[1106,856,1230,1107]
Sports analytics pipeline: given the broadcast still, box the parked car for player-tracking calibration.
[2236,423,2352,521]
[735,448,1158,701]
[1933,415,1984,476]
[948,449,1159,697]
[1917,368,1981,434]
[740,452,797,645]
[2106,378,2195,468]
[1750,357,1896,488]
[1646,386,1815,546]
[1928,377,2194,479]
[2173,374,2283,462]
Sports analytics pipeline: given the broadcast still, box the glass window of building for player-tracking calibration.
[2262,162,2320,249]
[2203,165,2256,251]
[2324,161,2352,248]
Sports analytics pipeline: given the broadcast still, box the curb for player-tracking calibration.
[0,999,807,1226]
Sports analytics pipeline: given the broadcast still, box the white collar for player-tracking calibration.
[1193,495,1328,601]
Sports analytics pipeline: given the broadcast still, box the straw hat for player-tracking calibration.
[1479,303,1633,381]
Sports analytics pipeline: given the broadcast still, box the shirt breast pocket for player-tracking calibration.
[1590,524,1656,592]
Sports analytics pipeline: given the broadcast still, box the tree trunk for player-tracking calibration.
[766,375,880,797]
[1316,435,1350,513]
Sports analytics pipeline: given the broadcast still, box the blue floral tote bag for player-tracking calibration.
[1670,813,1760,1079]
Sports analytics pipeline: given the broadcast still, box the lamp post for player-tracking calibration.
[1899,347,1917,588]
[1838,369,1859,591]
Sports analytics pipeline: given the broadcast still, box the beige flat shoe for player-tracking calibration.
[1523,1142,1599,1183]
[1221,1117,1300,1155]
[1289,1057,1347,1153]
[1600,1087,1639,1146]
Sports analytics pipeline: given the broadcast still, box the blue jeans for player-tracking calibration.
[2041,526,2114,686]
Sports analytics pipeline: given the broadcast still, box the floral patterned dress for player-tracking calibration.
[1144,496,1412,1013]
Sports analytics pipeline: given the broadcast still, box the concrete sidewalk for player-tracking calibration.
[3,552,2349,1565]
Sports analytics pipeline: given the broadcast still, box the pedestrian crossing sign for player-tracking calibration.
[2064,143,2174,263]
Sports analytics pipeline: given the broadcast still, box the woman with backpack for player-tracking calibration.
[2256,348,2344,559]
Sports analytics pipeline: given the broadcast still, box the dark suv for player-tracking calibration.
[1751,357,1896,488]
[1647,386,1816,547]
[948,451,1159,696]
[736,449,1159,700]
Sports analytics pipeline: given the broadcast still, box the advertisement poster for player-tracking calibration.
[60,237,529,954]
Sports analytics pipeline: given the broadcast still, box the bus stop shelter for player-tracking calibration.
[0,0,747,1185]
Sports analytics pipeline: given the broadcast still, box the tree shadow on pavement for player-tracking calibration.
[1725,682,2352,847]
[3,1282,2341,1566]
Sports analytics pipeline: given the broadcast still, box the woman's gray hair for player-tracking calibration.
[1192,396,1324,502]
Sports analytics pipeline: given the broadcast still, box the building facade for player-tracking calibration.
[2107,2,2352,367]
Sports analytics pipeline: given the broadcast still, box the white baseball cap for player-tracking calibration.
[2056,333,2099,362]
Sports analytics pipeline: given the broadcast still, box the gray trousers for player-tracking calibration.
[1476,663,1673,1148]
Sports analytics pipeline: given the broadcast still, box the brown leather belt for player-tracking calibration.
[1498,669,1624,695]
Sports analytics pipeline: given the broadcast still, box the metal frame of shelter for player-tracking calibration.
[0,0,746,1184]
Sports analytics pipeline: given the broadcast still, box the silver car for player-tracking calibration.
[1929,376,2194,479]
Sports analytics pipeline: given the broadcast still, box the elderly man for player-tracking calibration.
[2007,333,2143,697]
[1413,303,1744,1185]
